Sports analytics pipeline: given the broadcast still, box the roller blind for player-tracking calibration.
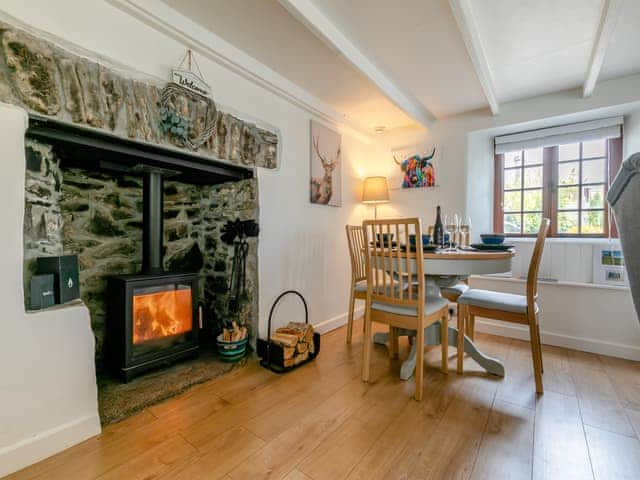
[495,117,623,154]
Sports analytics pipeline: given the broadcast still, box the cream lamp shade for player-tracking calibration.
[362,176,389,219]
[362,176,390,204]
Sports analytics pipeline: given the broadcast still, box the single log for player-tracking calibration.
[270,332,298,348]
[283,346,295,360]
[294,350,309,365]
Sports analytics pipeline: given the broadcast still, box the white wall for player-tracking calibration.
[0,105,101,477]
[0,1,378,474]
[624,109,640,159]
[370,81,640,360]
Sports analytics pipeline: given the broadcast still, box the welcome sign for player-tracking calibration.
[171,69,211,97]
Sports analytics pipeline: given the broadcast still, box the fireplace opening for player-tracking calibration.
[25,117,254,382]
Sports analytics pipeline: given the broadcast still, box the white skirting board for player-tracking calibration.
[313,307,365,334]
[474,319,640,361]
[313,303,640,361]
[0,414,101,478]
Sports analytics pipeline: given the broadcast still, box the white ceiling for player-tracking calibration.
[308,0,488,119]
[161,0,640,133]
[601,0,640,81]
[472,0,604,102]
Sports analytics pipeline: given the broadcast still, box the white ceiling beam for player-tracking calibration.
[448,0,499,115]
[278,0,435,127]
[583,0,624,98]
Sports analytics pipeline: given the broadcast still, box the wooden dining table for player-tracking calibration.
[371,248,515,380]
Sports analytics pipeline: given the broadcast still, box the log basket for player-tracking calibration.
[257,290,320,373]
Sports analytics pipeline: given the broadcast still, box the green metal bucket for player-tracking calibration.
[216,334,248,362]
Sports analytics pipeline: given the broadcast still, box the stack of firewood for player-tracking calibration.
[222,321,248,342]
[270,322,315,367]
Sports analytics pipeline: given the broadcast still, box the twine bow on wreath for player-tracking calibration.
[159,50,218,150]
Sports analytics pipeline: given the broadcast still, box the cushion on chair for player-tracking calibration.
[371,296,449,317]
[457,288,537,314]
[356,280,409,295]
[439,283,469,299]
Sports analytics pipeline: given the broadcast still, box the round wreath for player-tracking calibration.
[159,83,217,150]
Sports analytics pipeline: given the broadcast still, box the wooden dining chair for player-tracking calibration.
[362,218,450,401]
[457,218,551,394]
[345,225,367,344]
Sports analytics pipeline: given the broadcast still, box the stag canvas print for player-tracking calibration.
[310,120,342,206]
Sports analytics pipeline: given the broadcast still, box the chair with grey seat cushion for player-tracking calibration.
[362,218,452,401]
[457,218,550,394]
[440,281,472,338]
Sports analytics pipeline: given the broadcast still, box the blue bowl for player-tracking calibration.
[480,234,506,245]
[409,234,431,247]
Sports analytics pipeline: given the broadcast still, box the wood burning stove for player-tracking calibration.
[108,169,199,382]
[108,272,198,382]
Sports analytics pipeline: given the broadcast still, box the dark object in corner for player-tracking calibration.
[257,290,320,373]
[220,219,259,245]
[29,274,55,310]
[36,255,80,304]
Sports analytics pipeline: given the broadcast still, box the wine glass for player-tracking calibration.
[453,213,461,248]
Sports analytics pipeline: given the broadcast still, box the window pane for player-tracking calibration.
[523,213,542,234]
[581,211,604,234]
[559,161,579,185]
[504,169,522,189]
[558,186,578,210]
[559,143,579,161]
[524,166,543,188]
[504,214,521,234]
[524,148,543,165]
[504,190,521,212]
[582,158,605,184]
[523,189,542,211]
[582,139,606,158]
[558,211,579,234]
[504,151,522,168]
[582,185,605,209]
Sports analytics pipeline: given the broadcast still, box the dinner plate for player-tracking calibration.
[401,244,439,252]
[469,243,515,251]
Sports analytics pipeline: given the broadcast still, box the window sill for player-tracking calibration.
[506,236,620,245]
[472,274,630,292]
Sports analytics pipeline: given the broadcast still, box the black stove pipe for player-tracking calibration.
[142,170,164,274]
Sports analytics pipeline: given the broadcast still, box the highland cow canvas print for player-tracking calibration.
[310,120,342,206]
[391,145,438,189]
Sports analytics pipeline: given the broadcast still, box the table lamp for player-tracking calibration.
[362,176,390,219]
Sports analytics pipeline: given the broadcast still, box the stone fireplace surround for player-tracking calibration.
[0,16,273,472]
[1,102,262,476]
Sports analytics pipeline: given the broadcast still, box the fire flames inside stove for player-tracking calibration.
[132,285,192,344]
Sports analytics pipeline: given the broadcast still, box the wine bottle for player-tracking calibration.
[433,205,444,247]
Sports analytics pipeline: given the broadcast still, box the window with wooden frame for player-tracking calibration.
[494,136,622,237]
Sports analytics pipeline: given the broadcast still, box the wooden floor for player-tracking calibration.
[6,318,640,480]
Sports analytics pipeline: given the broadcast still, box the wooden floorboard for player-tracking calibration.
[4,319,640,480]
